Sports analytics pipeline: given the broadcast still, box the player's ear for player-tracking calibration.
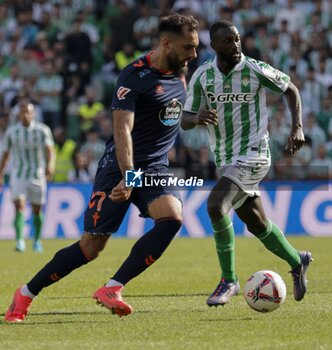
[161,35,171,50]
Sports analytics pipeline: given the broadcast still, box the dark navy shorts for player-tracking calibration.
[83,152,180,235]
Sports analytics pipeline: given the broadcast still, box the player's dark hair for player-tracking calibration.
[209,20,236,41]
[159,14,199,36]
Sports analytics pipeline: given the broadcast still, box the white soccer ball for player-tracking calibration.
[243,270,287,313]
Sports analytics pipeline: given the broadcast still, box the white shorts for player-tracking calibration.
[217,155,270,209]
[9,177,47,205]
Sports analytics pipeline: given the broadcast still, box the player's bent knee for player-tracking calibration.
[79,233,109,260]
[207,198,228,221]
[148,195,182,220]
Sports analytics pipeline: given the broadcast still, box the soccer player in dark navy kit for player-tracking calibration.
[5,14,199,322]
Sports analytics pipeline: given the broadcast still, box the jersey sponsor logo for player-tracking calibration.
[159,98,182,126]
[207,92,253,103]
[117,86,131,100]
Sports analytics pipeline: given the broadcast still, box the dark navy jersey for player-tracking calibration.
[107,53,186,168]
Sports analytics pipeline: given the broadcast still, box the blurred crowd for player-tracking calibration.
[0,0,331,182]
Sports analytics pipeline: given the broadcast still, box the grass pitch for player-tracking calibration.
[0,236,331,350]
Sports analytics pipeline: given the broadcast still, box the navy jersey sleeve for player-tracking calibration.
[112,67,140,112]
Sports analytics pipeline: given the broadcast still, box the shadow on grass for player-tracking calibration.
[200,317,257,322]
[46,292,209,300]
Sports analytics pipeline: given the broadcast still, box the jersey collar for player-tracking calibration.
[213,53,246,74]
[20,120,36,129]
[146,51,174,75]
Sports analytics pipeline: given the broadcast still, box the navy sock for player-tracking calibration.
[27,241,90,295]
[112,218,182,285]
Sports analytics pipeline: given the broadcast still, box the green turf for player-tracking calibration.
[0,237,331,350]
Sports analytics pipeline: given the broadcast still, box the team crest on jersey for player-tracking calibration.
[224,84,231,91]
[241,77,250,87]
[117,86,131,100]
[159,99,182,126]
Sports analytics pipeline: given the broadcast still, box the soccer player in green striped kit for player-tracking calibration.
[0,100,55,252]
[182,20,313,306]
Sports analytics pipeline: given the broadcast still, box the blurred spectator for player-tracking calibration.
[0,3,16,44]
[315,57,332,88]
[34,58,63,129]
[114,42,141,71]
[278,20,292,52]
[316,96,332,137]
[133,3,158,52]
[108,0,136,52]
[68,150,94,183]
[17,45,41,80]
[96,112,113,142]
[64,18,92,74]
[268,32,288,71]
[274,0,305,33]
[168,145,186,179]
[233,0,264,34]
[304,112,326,155]
[274,149,301,180]
[53,126,77,183]
[32,0,52,25]
[78,86,105,134]
[189,145,216,180]
[269,109,290,163]
[308,144,332,179]
[0,54,10,79]
[217,5,234,23]
[80,126,105,174]
[16,6,39,47]
[292,136,314,179]
[302,66,323,116]
[242,32,261,60]
[0,64,23,109]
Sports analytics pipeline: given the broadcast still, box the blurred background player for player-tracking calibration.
[0,100,55,252]
[4,14,199,322]
[182,20,312,307]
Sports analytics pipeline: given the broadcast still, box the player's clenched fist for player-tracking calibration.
[110,180,133,202]
[197,109,218,126]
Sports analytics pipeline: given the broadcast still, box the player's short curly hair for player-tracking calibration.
[159,14,199,36]
[209,20,236,42]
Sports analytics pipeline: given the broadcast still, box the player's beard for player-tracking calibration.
[223,50,242,67]
[166,52,188,75]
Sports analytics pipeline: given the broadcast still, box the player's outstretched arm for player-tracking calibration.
[181,110,218,130]
[283,81,305,155]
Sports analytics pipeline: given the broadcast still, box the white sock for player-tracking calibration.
[105,279,124,288]
[21,284,36,299]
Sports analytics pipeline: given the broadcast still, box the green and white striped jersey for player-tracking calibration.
[3,120,54,180]
[184,54,290,166]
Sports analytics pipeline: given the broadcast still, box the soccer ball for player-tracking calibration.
[243,270,287,313]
